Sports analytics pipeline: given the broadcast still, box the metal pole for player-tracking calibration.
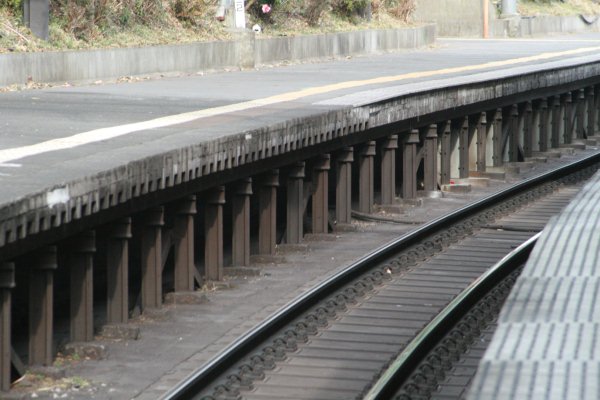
[483,0,489,38]
[501,0,518,18]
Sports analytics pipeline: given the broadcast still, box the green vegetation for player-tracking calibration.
[0,0,415,53]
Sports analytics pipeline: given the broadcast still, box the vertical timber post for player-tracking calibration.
[492,109,503,167]
[69,231,96,343]
[458,117,470,179]
[286,164,304,245]
[0,262,15,392]
[107,218,131,325]
[439,121,452,185]
[205,186,226,280]
[358,142,376,213]
[551,95,561,148]
[523,101,533,158]
[312,155,330,234]
[232,180,252,266]
[424,125,438,191]
[29,246,57,366]
[539,99,549,152]
[476,113,487,172]
[380,136,398,205]
[174,196,196,291]
[336,147,354,225]
[509,105,519,162]
[562,92,573,144]
[258,171,279,254]
[576,88,586,139]
[141,207,164,311]
[402,130,420,199]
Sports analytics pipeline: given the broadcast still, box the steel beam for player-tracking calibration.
[402,130,420,199]
[29,246,57,366]
[106,218,132,325]
[439,121,452,185]
[140,207,164,310]
[424,126,438,190]
[232,180,252,265]
[358,142,376,213]
[380,136,398,204]
[258,171,279,254]
[174,196,197,291]
[335,147,354,225]
[205,186,226,280]
[286,164,305,245]
[0,263,14,391]
[69,231,95,343]
[312,155,330,234]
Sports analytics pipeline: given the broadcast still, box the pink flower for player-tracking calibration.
[262,4,272,13]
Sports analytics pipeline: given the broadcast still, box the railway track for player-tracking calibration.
[163,153,600,400]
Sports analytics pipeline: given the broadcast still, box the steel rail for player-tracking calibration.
[362,232,540,400]
[161,152,600,400]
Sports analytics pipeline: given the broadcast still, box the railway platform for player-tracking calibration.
[467,157,600,398]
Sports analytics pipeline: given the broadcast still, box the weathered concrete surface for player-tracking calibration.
[413,0,495,37]
[492,14,600,38]
[0,25,435,87]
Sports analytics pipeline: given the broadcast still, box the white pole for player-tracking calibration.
[234,0,246,29]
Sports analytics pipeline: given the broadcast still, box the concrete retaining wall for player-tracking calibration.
[413,0,495,37]
[492,15,600,38]
[0,25,435,87]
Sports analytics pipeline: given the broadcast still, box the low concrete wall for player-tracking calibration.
[413,0,495,37]
[0,25,435,87]
[492,15,600,38]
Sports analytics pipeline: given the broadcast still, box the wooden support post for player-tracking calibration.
[402,130,420,199]
[336,147,354,225]
[523,101,533,158]
[205,186,226,280]
[509,105,519,162]
[258,171,279,254]
[492,108,503,167]
[286,164,304,245]
[174,196,196,291]
[380,136,398,204]
[587,86,596,138]
[312,155,330,233]
[458,117,470,178]
[551,95,561,148]
[29,247,57,366]
[232,180,252,265]
[141,207,164,310]
[576,88,586,139]
[69,231,95,343]
[0,262,14,392]
[538,99,549,152]
[439,121,452,185]
[424,125,438,190]
[358,142,376,213]
[562,92,573,144]
[476,113,487,172]
[106,218,131,325]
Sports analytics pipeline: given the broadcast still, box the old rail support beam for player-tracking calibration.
[258,171,279,254]
[402,129,420,199]
[380,136,398,205]
[29,247,57,366]
[106,218,132,325]
[476,113,487,172]
[508,105,519,162]
[312,155,330,233]
[523,101,534,158]
[232,180,252,265]
[491,109,503,167]
[0,262,14,391]
[537,99,549,152]
[286,165,304,245]
[205,186,226,280]
[424,125,438,190]
[562,92,573,144]
[335,148,354,225]
[587,86,596,137]
[69,231,96,343]
[551,95,561,148]
[358,142,376,213]
[439,121,452,185]
[458,117,470,178]
[141,207,164,310]
[576,88,586,139]
[174,196,197,291]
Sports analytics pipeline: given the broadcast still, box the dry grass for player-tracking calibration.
[518,0,600,16]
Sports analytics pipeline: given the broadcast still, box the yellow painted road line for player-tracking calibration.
[1,45,600,164]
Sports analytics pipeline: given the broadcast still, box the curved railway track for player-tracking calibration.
[163,154,600,400]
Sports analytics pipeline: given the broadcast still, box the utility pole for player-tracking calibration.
[23,0,49,40]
